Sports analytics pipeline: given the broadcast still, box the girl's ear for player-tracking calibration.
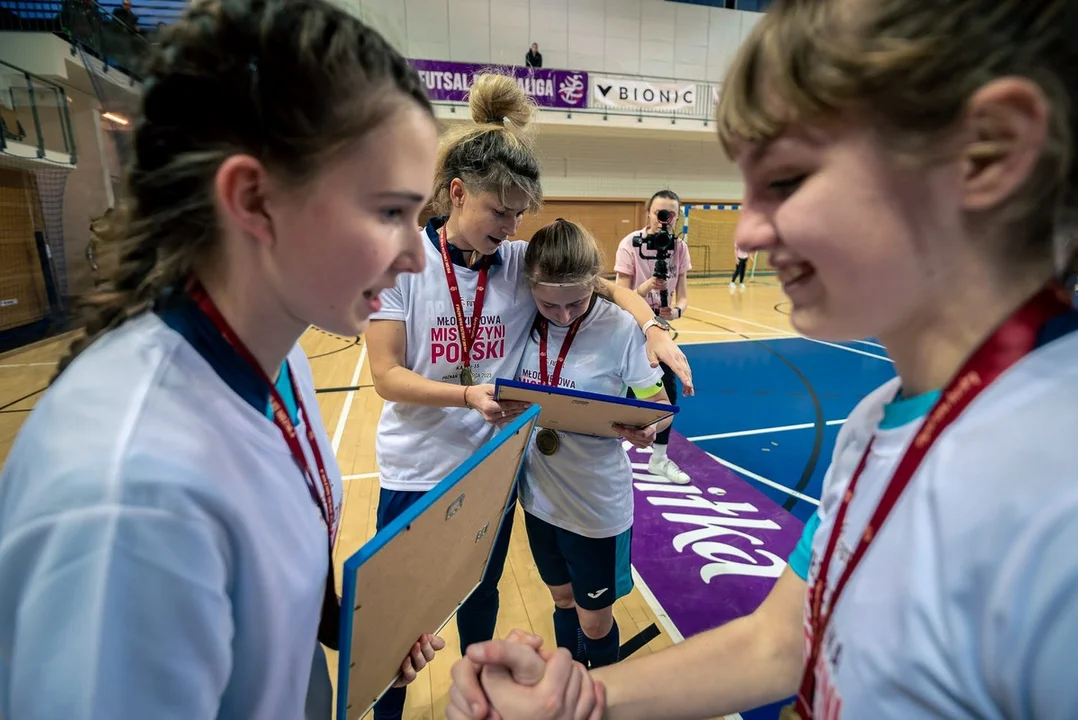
[959,77,1049,214]
[214,154,276,247]
[449,178,467,209]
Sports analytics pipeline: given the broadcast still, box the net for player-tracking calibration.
[682,204,742,277]
[0,154,71,331]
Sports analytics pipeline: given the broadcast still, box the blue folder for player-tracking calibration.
[493,377,678,438]
[335,404,540,720]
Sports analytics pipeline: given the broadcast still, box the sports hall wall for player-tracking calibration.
[348,0,760,84]
[1,0,756,341]
[384,0,757,278]
[0,33,120,335]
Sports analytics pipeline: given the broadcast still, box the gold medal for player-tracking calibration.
[536,428,559,455]
[460,367,474,386]
[778,703,802,720]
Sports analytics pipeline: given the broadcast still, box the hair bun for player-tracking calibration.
[468,72,536,131]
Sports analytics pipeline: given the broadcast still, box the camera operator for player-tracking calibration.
[614,190,691,485]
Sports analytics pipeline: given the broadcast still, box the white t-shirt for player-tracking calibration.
[800,320,1078,720]
[372,219,537,492]
[0,312,342,719]
[614,229,692,312]
[515,299,663,538]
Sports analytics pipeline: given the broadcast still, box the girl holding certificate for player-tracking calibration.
[365,73,692,720]
[516,218,674,669]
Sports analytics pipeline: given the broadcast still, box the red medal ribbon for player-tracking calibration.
[795,282,1072,719]
[186,279,336,548]
[537,315,584,388]
[439,224,491,377]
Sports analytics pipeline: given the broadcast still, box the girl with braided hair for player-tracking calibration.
[0,0,444,715]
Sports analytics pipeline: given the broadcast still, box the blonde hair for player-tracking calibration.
[524,219,603,290]
[715,0,1075,272]
[431,72,544,215]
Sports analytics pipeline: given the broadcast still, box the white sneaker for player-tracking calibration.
[729,282,735,290]
[739,283,746,290]
[648,456,691,484]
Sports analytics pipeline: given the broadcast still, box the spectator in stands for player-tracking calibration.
[525,43,542,68]
[614,189,692,485]
[112,0,138,31]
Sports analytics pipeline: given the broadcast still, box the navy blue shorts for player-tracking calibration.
[523,511,633,611]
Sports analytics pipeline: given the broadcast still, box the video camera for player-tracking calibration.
[632,208,679,309]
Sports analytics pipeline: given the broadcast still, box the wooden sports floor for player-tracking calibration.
[0,279,796,719]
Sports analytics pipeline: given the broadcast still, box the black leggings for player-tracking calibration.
[628,361,678,445]
[732,257,748,283]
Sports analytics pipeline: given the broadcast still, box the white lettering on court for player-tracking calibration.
[630,444,786,583]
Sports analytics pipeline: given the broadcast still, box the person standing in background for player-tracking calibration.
[525,43,542,68]
[615,189,692,485]
[731,242,749,290]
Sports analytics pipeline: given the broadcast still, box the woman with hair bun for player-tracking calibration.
[366,72,692,720]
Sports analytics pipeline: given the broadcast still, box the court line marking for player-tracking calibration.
[0,362,55,368]
[628,567,683,644]
[626,569,744,720]
[688,418,846,442]
[687,306,893,362]
[330,341,367,454]
[705,452,820,506]
[625,461,749,720]
[676,330,795,337]
[677,330,793,336]
[678,337,792,346]
[342,472,379,481]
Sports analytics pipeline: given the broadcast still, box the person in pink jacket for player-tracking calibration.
[614,189,692,485]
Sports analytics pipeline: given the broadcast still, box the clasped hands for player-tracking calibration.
[447,630,606,720]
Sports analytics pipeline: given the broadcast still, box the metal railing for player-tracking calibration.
[0,0,155,80]
[4,3,723,125]
[0,57,76,162]
[414,59,720,125]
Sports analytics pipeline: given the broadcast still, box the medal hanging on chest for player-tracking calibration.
[535,427,560,455]
[437,224,490,387]
[535,315,584,455]
[778,704,801,720]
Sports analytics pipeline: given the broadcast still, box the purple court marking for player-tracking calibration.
[630,432,804,640]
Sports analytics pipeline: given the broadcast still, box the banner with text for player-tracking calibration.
[409,59,589,110]
[591,77,699,112]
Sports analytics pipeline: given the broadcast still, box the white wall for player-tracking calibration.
[58,88,113,299]
[353,0,762,82]
[432,123,743,199]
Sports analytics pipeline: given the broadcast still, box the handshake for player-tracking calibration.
[447,629,606,720]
